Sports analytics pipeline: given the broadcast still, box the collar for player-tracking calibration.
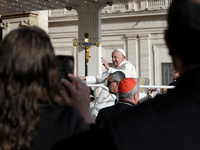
[116,60,127,69]
[116,94,119,102]
[118,100,135,107]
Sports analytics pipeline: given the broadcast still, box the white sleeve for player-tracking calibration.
[122,63,137,78]
[86,70,110,84]
[108,67,118,73]
[108,64,137,78]
[85,76,97,84]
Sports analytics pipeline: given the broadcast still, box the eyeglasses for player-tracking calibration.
[107,80,117,86]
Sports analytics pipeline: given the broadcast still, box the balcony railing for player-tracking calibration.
[102,0,172,13]
[50,0,172,17]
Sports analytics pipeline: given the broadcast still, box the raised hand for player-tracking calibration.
[101,57,110,70]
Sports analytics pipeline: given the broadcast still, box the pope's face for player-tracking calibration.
[112,50,125,68]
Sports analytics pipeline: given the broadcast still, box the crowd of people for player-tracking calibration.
[1,0,200,149]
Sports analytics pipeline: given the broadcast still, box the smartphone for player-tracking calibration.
[56,55,74,96]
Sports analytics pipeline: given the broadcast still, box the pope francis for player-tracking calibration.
[80,49,137,119]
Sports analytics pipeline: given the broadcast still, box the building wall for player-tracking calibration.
[0,1,172,85]
[49,2,172,85]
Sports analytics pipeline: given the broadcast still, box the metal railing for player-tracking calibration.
[87,83,175,102]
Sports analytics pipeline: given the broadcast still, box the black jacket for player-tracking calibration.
[31,104,89,150]
[96,101,136,128]
[104,67,200,150]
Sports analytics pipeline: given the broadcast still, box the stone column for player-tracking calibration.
[137,34,151,78]
[74,3,105,76]
[36,10,49,33]
[140,0,148,10]
[126,34,139,77]
[152,44,157,85]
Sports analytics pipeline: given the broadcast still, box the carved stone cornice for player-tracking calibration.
[125,34,137,40]
[137,33,150,40]
[0,22,9,29]
[20,20,36,27]
[1,13,38,20]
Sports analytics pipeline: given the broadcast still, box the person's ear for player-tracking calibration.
[123,55,126,60]
[131,92,139,105]
[165,30,172,56]
[134,92,139,101]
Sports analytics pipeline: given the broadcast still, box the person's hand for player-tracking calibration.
[101,57,110,70]
[60,74,93,124]
[78,76,86,80]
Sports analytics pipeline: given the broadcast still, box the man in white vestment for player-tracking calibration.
[80,49,137,119]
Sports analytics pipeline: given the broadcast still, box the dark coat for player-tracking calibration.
[96,101,136,128]
[104,67,200,150]
[31,104,89,150]
[51,101,137,150]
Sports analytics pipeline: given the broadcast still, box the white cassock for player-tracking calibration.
[86,60,137,120]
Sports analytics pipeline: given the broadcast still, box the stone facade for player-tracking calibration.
[49,0,172,85]
[0,0,173,85]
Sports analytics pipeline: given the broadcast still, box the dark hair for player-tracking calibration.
[167,0,200,66]
[0,26,61,149]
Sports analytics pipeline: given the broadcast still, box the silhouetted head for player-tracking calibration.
[166,0,200,67]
